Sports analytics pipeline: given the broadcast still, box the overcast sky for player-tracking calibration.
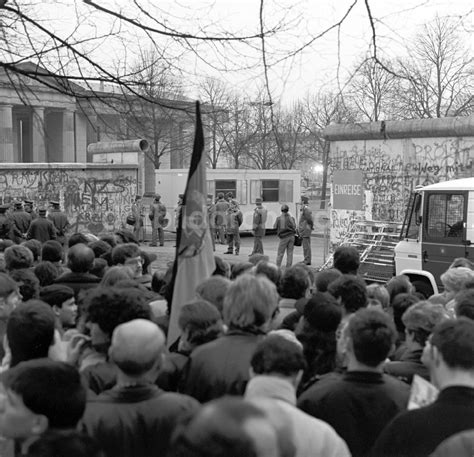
[36,0,473,104]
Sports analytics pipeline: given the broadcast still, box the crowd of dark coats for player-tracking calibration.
[0,230,473,457]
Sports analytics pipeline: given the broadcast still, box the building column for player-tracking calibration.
[63,109,75,162]
[32,106,46,162]
[0,104,14,162]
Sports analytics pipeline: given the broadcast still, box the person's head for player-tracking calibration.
[278,266,310,300]
[0,272,22,320]
[99,265,133,287]
[26,430,104,457]
[154,194,161,201]
[217,192,224,200]
[21,240,41,263]
[255,197,263,207]
[34,261,60,287]
[169,397,291,457]
[314,268,342,292]
[67,233,90,249]
[39,285,77,329]
[109,319,166,380]
[84,287,151,348]
[7,301,56,367]
[178,300,224,352]
[422,318,474,389]
[0,360,86,441]
[41,241,64,264]
[230,262,254,280]
[255,261,281,287]
[343,308,396,369]
[248,254,270,266]
[250,335,306,386]
[225,192,233,201]
[89,258,107,279]
[111,243,143,278]
[88,240,112,259]
[66,244,95,273]
[391,293,420,334]
[4,245,34,271]
[301,196,309,205]
[213,255,230,278]
[327,274,367,315]
[402,301,448,348]
[223,274,279,332]
[295,292,342,376]
[454,289,474,320]
[440,267,474,300]
[9,268,40,301]
[99,234,117,249]
[386,275,415,303]
[195,276,231,315]
[366,283,390,310]
[333,246,360,275]
[281,204,289,213]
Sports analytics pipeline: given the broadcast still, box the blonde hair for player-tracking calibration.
[223,274,278,330]
[441,267,474,293]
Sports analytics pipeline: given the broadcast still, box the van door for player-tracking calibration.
[422,191,467,288]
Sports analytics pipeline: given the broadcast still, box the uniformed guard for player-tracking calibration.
[0,204,13,241]
[10,201,31,244]
[48,201,70,247]
[24,200,37,220]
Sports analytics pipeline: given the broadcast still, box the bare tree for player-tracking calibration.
[113,49,194,169]
[348,59,399,121]
[395,17,473,118]
[273,102,312,169]
[199,78,233,169]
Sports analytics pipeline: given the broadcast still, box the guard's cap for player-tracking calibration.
[38,207,47,215]
[256,197,263,204]
[13,201,23,208]
[50,201,60,206]
[24,200,34,205]
[0,204,10,212]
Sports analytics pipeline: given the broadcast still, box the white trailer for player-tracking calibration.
[154,168,301,232]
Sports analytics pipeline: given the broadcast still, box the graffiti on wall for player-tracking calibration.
[329,136,474,242]
[0,168,137,235]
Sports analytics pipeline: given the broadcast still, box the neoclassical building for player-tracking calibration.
[0,62,194,169]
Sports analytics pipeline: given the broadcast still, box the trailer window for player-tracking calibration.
[262,180,279,202]
[215,180,236,199]
[425,193,464,239]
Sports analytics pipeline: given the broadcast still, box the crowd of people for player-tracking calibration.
[0,219,473,457]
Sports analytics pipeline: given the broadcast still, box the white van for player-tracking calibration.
[395,177,473,297]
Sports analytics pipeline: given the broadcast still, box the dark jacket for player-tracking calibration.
[26,216,57,243]
[214,199,230,226]
[54,271,100,299]
[48,210,70,237]
[0,214,12,240]
[181,329,266,403]
[298,204,314,237]
[371,386,474,457]
[253,205,267,236]
[384,348,429,384]
[10,210,31,242]
[274,213,296,238]
[298,370,410,457]
[81,384,199,457]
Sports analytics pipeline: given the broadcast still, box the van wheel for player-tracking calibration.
[411,280,434,299]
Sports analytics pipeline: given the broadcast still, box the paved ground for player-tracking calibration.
[141,233,330,275]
